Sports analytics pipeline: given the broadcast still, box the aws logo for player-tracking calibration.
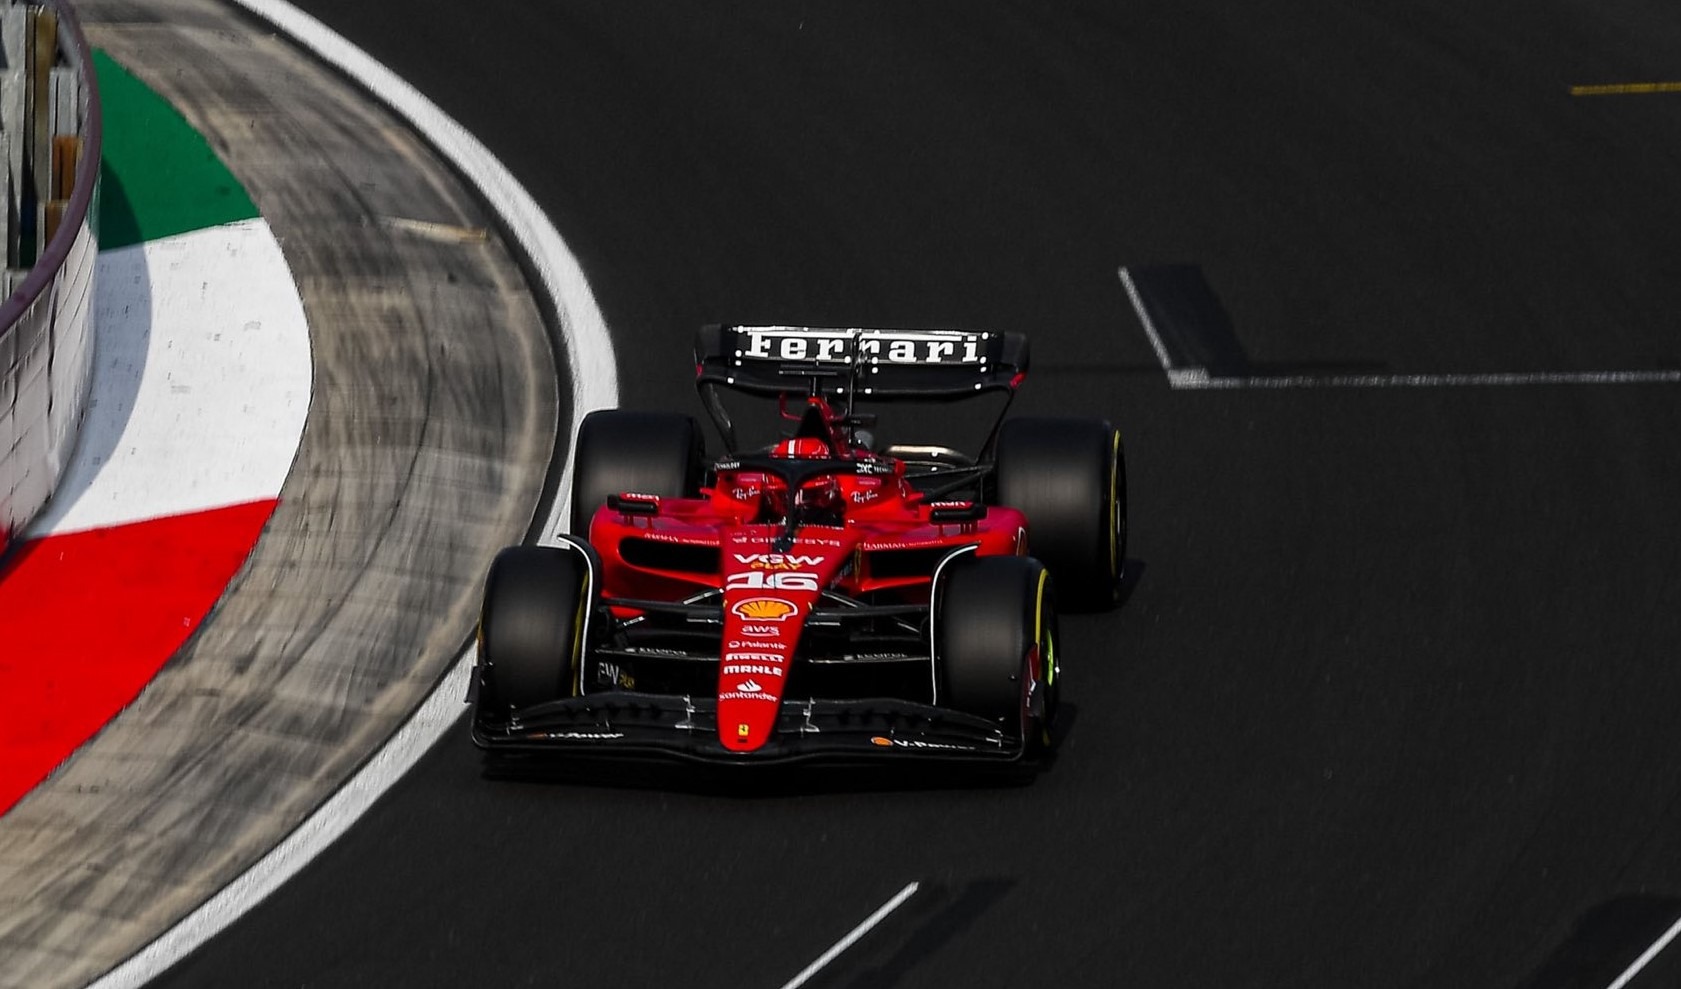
[731,597,797,621]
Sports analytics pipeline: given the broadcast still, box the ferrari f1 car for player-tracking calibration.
[469,325,1126,764]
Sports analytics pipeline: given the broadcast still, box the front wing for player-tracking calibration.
[471,691,1022,765]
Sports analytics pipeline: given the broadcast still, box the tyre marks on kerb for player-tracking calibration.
[86,1,618,986]
[1118,265,1681,389]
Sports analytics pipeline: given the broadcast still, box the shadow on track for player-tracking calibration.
[1518,895,1681,989]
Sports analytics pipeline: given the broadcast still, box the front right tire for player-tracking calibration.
[992,416,1126,611]
[935,555,1058,754]
[570,410,705,534]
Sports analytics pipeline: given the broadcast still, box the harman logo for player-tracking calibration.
[732,597,797,621]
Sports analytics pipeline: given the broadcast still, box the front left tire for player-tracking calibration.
[478,545,591,710]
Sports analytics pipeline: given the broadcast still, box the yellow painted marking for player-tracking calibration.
[379,215,490,242]
[569,571,590,696]
[1108,430,1121,577]
[1034,569,1052,686]
[1569,82,1681,96]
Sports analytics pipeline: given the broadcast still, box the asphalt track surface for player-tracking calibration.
[154,2,1681,987]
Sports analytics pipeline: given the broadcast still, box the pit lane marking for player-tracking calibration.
[777,881,921,989]
[1118,266,1681,389]
[85,2,619,986]
[1570,82,1681,96]
[1606,910,1681,989]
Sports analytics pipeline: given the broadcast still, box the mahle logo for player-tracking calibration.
[732,597,797,621]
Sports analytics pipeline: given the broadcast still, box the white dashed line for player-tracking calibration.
[1182,369,1681,388]
[1117,266,1681,389]
[777,881,921,989]
[1606,911,1681,989]
[1117,266,1179,377]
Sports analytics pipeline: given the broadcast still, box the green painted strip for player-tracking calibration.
[93,50,259,248]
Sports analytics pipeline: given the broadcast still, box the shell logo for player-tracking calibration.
[732,597,797,621]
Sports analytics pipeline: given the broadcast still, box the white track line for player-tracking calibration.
[1116,266,1178,376]
[1185,369,1681,388]
[87,2,618,987]
[777,881,921,989]
[1606,911,1681,989]
[1115,267,1681,390]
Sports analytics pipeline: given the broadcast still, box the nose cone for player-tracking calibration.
[716,526,852,752]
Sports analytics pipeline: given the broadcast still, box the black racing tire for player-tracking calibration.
[570,410,705,534]
[479,545,591,710]
[936,555,1058,753]
[992,416,1126,611]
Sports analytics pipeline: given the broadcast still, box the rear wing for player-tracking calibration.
[695,324,1029,400]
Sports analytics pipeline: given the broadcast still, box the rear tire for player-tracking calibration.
[993,416,1126,611]
[936,556,1058,753]
[570,410,705,534]
[479,546,591,710]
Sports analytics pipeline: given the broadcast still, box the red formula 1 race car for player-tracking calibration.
[470,325,1126,765]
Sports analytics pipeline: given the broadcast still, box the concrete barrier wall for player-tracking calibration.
[0,0,100,554]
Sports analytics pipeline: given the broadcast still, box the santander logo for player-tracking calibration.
[736,678,763,693]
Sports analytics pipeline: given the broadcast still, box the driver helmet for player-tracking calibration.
[771,436,830,459]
